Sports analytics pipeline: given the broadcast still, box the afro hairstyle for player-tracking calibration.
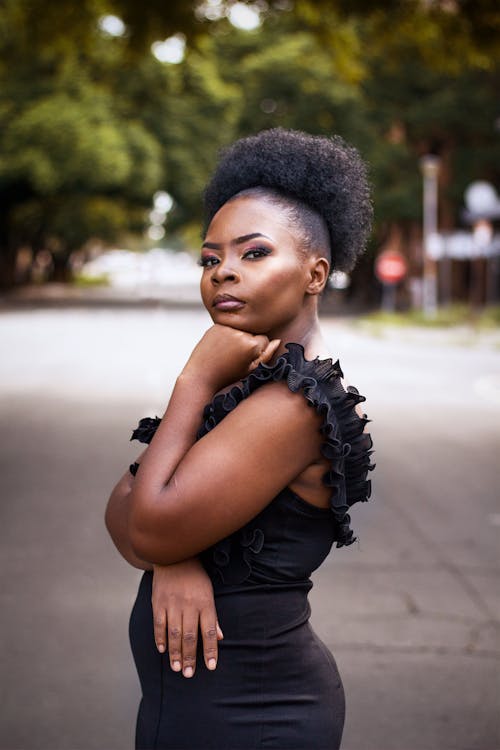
[203,128,373,274]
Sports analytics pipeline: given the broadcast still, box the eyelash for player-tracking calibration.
[198,247,271,267]
[198,256,218,268]
[243,246,271,260]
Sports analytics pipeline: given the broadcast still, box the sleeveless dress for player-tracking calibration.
[128,343,375,750]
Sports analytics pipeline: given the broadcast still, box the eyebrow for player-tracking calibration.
[201,233,272,250]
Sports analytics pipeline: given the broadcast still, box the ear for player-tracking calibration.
[305,256,330,296]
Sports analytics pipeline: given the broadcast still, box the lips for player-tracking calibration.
[212,294,246,311]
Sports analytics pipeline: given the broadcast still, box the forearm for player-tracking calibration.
[128,373,214,563]
[126,326,281,564]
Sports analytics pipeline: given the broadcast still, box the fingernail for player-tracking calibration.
[208,658,216,670]
[157,644,165,653]
[183,666,193,678]
[172,661,181,672]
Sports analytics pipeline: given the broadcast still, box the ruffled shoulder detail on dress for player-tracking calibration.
[196,342,375,548]
[130,416,162,444]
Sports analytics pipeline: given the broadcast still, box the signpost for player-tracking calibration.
[420,155,441,316]
[375,249,408,312]
[463,181,500,306]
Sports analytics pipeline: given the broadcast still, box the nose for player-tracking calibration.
[211,261,239,285]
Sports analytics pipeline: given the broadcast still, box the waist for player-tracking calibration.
[213,583,312,639]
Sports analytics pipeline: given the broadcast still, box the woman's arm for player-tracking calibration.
[105,453,224,677]
[105,456,152,570]
[128,325,323,565]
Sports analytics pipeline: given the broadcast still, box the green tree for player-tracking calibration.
[2,0,499,299]
[204,10,499,302]
[12,0,499,66]
[0,1,243,285]
[118,42,240,233]
[0,6,166,284]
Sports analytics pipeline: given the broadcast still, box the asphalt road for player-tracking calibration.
[0,306,499,750]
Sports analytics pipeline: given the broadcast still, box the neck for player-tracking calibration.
[267,308,328,361]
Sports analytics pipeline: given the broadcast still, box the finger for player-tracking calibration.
[247,335,269,371]
[259,338,281,364]
[200,609,219,671]
[166,611,183,672]
[248,337,280,371]
[153,606,167,655]
[250,334,270,357]
[181,613,198,678]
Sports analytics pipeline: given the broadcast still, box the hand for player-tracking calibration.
[152,558,224,678]
[182,324,281,392]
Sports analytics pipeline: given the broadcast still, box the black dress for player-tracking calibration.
[128,343,375,750]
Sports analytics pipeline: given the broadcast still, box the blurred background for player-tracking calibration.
[1,0,500,317]
[0,1,499,749]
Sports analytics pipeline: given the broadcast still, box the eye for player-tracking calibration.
[243,246,271,260]
[198,255,219,268]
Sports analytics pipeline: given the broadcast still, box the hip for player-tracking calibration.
[130,572,345,749]
[129,571,343,692]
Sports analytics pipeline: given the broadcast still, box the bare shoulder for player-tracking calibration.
[228,379,323,437]
[186,379,324,472]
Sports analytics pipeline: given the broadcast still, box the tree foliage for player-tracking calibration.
[11,0,499,64]
[0,0,498,289]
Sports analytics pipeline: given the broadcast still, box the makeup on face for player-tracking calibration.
[199,234,273,267]
[198,196,317,339]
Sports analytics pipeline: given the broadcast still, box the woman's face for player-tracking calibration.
[200,197,317,337]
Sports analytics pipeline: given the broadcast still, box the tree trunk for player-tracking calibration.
[49,250,73,283]
[0,246,18,290]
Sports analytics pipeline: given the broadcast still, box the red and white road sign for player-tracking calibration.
[375,250,408,284]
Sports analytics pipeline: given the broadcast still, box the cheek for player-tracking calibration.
[200,275,211,306]
[255,266,305,304]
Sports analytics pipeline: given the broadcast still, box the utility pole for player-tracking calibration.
[420,155,441,317]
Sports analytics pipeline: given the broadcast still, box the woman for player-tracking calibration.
[105,128,375,750]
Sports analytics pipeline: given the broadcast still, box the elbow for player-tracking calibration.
[104,505,112,537]
[128,526,179,566]
[127,491,181,565]
[104,489,122,542]
[128,522,156,564]
[104,474,133,536]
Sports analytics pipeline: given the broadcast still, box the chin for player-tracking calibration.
[209,310,268,335]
